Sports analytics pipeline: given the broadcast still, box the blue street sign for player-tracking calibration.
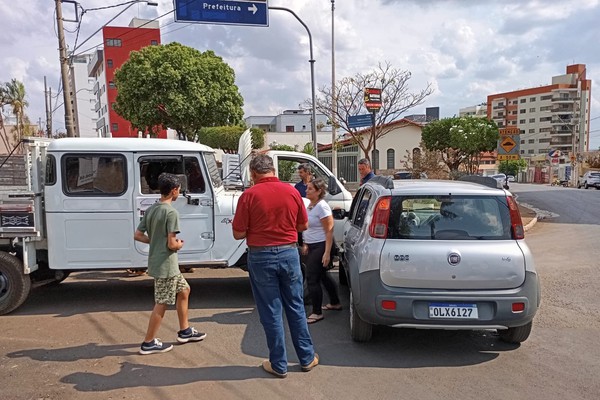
[348,114,373,129]
[174,0,269,27]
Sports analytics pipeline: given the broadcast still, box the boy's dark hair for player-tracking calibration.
[158,173,180,196]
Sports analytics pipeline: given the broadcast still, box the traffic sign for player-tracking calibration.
[499,127,520,136]
[500,136,516,153]
[174,0,269,27]
[364,87,382,111]
[497,154,519,161]
[348,114,373,129]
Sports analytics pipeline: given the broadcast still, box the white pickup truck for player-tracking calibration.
[0,135,352,315]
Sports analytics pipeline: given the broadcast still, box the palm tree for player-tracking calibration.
[0,84,11,151]
[4,79,29,142]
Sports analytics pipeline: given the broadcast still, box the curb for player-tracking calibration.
[523,215,538,232]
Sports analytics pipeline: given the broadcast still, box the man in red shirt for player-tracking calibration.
[232,154,318,378]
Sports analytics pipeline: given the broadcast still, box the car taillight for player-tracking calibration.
[369,196,391,238]
[506,196,524,239]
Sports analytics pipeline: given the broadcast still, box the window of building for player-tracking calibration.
[528,149,535,154]
[109,81,116,89]
[285,125,294,132]
[530,97,536,102]
[111,123,119,132]
[540,105,551,111]
[151,40,158,45]
[106,38,122,47]
[540,127,552,132]
[520,119,526,124]
[539,138,551,143]
[387,149,395,169]
[511,110,517,115]
[372,150,379,170]
[529,129,535,133]
[540,116,552,122]
[107,59,113,68]
[520,109,526,114]
[529,118,535,123]
[541,95,552,101]
[520,150,525,154]
[528,139,535,144]
[529,108,536,112]
[520,99,526,103]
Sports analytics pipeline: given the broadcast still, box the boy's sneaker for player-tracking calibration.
[139,338,173,355]
[177,327,207,343]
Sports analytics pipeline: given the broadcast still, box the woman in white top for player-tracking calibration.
[301,178,342,324]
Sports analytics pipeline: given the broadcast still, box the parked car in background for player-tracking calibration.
[335,176,540,344]
[490,173,510,189]
[393,170,428,180]
[577,171,600,189]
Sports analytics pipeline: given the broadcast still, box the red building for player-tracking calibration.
[89,19,165,138]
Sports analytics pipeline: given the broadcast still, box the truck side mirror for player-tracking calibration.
[328,175,341,195]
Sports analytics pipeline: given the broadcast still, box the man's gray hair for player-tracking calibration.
[250,154,275,174]
[358,158,371,168]
[297,163,312,173]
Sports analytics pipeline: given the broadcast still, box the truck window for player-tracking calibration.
[63,155,126,195]
[184,156,205,193]
[139,157,184,194]
[277,157,329,184]
[46,154,57,186]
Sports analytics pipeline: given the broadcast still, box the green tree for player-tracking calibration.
[312,61,433,160]
[114,43,244,138]
[1,79,33,150]
[421,116,499,176]
[191,126,264,151]
[498,159,527,177]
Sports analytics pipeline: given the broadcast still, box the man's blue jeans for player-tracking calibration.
[247,246,315,374]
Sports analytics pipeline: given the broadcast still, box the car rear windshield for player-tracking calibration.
[387,195,512,240]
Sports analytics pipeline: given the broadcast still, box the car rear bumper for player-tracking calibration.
[352,270,540,329]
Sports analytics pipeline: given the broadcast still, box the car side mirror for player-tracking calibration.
[328,175,341,195]
[332,208,348,220]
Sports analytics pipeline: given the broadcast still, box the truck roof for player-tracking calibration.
[47,138,215,153]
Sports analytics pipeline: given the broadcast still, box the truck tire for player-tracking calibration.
[499,321,532,344]
[349,291,372,342]
[0,251,31,315]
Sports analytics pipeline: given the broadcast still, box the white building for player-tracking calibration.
[459,104,488,118]
[69,54,97,138]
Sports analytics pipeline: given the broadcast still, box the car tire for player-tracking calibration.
[498,321,532,344]
[0,251,31,315]
[349,290,372,342]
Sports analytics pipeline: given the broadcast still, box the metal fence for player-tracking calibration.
[319,144,360,183]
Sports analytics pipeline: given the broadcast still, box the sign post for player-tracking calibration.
[364,88,382,173]
[174,0,269,27]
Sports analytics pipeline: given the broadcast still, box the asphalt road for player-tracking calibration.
[1,184,599,399]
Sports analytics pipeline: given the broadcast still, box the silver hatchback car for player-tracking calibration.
[337,176,540,343]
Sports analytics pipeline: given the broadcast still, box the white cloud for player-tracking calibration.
[0,0,598,147]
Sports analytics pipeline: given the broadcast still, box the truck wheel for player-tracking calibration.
[349,291,372,342]
[499,321,532,344]
[0,251,31,315]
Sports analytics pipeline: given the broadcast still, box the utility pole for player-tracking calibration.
[55,0,76,137]
[330,0,337,176]
[44,76,52,138]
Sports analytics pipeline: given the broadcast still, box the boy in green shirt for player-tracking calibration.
[134,173,206,354]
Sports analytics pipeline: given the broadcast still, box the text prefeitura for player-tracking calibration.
[203,3,241,11]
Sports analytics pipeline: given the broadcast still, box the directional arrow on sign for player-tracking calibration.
[248,3,257,14]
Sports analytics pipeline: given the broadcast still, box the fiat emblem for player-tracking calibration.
[448,252,461,266]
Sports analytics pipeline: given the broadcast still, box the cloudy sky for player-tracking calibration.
[1,0,599,148]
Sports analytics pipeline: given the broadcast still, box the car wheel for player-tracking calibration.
[349,290,372,342]
[498,321,532,344]
[0,251,31,315]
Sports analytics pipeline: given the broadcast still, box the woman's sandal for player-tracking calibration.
[322,304,343,311]
[307,314,324,324]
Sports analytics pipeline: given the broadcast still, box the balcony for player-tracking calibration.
[552,95,580,103]
[550,136,572,146]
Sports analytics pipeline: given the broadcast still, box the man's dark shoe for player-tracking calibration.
[301,353,319,372]
[261,360,287,378]
[139,338,173,355]
[177,327,207,343]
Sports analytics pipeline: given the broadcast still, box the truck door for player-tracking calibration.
[44,152,135,269]
[134,154,214,259]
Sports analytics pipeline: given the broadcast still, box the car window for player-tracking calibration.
[353,189,373,228]
[387,195,511,240]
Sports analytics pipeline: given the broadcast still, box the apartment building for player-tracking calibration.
[69,54,96,138]
[487,64,592,158]
[459,104,487,118]
[87,18,165,138]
